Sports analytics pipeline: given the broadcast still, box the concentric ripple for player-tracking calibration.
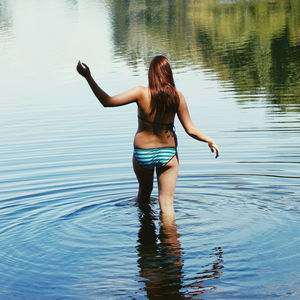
[1,0,300,298]
[1,170,299,299]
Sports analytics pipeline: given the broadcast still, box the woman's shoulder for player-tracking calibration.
[134,86,150,101]
[175,89,186,104]
[129,86,148,98]
[175,89,183,97]
[136,86,149,94]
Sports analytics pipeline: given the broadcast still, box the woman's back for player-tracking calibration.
[134,86,177,149]
[134,56,179,149]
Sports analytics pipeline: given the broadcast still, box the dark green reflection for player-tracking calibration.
[0,0,13,31]
[136,198,224,298]
[107,0,300,108]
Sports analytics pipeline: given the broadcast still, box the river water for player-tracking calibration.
[1,0,300,299]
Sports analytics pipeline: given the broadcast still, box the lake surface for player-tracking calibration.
[1,0,300,299]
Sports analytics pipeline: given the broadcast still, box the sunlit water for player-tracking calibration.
[1,0,300,299]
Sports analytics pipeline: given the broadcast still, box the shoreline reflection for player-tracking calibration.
[108,0,300,109]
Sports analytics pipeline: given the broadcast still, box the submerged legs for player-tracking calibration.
[133,154,179,216]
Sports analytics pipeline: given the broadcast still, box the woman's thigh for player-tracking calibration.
[132,155,154,193]
[156,154,179,200]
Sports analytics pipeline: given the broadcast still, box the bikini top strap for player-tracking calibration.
[138,115,175,132]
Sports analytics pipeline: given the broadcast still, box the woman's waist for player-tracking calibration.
[134,131,177,149]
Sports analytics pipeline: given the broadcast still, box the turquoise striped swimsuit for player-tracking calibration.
[134,147,177,169]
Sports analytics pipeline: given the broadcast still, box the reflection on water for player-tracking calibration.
[107,0,300,108]
[1,0,300,298]
[183,247,223,298]
[136,199,185,299]
[136,198,224,298]
[0,1,12,31]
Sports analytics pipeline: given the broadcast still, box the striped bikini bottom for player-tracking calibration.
[134,147,177,169]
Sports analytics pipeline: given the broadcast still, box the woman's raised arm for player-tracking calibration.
[76,61,144,107]
[177,91,220,158]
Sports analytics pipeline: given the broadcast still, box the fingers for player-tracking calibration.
[78,61,88,70]
[76,60,90,78]
[76,60,83,72]
[76,60,85,69]
[208,142,220,159]
[214,146,220,158]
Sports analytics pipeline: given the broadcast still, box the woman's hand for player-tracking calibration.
[208,140,220,158]
[76,60,91,78]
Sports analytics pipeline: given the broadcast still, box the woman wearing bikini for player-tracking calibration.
[77,56,220,217]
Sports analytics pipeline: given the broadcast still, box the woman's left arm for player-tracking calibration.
[76,61,143,107]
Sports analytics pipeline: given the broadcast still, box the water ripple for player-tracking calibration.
[1,0,300,298]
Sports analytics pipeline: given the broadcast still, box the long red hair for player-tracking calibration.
[148,56,179,118]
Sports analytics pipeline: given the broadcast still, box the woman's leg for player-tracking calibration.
[133,155,154,202]
[156,154,179,216]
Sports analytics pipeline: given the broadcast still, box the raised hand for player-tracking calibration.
[76,61,91,78]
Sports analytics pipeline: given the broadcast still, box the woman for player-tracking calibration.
[76,56,219,217]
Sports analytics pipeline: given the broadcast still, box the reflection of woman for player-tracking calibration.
[77,56,220,216]
[136,199,224,298]
[136,199,185,299]
[184,246,224,297]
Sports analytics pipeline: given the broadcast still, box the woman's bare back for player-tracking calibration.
[134,87,177,149]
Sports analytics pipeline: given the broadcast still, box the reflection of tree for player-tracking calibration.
[270,28,300,106]
[106,0,300,107]
[0,0,13,32]
[106,0,192,69]
[136,198,224,298]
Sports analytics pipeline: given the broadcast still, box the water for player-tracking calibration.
[1,0,300,299]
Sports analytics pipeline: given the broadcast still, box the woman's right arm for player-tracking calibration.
[177,91,220,158]
[76,61,144,107]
